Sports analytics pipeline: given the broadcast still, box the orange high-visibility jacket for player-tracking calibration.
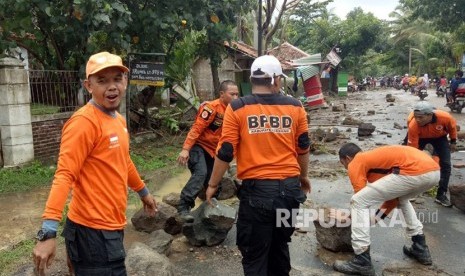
[217,94,309,180]
[43,103,146,230]
[182,99,227,157]
[407,110,457,148]
[348,145,439,214]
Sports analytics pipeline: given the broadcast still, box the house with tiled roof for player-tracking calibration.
[191,41,315,100]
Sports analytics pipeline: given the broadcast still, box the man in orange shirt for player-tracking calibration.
[334,143,440,275]
[176,80,239,221]
[205,55,310,275]
[32,52,158,275]
[407,101,457,207]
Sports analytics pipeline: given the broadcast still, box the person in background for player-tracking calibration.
[176,80,239,222]
[407,101,457,207]
[409,74,417,93]
[449,70,465,105]
[438,75,449,105]
[402,74,410,90]
[33,52,158,275]
[414,76,426,95]
[206,55,310,275]
[423,73,429,88]
[334,143,440,275]
[321,64,331,78]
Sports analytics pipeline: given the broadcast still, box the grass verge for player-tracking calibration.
[0,133,186,275]
[0,239,36,274]
[0,161,55,193]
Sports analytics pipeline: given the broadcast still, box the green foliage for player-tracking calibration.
[0,0,132,71]
[163,117,180,133]
[0,0,255,77]
[287,0,338,54]
[130,145,178,171]
[165,30,206,87]
[400,0,465,32]
[0,239,36,274]
[425,185,438,198]
[30,103,61,115]
[0,161,55,193]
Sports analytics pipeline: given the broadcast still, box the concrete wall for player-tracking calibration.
[0,58,34,167]
[192,57,236,101]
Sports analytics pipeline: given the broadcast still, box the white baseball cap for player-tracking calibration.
[413,101,434,115]
[250,55,286,83]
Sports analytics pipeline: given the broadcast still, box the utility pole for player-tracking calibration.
[257,0,262,56]
[408,47,412,74]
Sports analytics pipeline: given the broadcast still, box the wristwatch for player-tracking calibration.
[36,229,57,241]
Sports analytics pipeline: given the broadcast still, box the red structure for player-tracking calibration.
[303,75,325,109]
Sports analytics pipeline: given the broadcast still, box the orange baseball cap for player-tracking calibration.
[86,52,129,79]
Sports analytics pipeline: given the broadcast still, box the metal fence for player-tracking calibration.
[28,70,89,115]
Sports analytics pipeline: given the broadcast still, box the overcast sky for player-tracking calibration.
[326,0,400,20]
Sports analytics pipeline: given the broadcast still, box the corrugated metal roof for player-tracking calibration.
[292,53,325,66]
[297,65,320,81]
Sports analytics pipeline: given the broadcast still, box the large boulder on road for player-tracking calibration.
[449,184,465,212]
[182,200,236,246]
[126,242,174,276]
[313,208,353,252]
[131,202,183,235]
[358,123,376,136]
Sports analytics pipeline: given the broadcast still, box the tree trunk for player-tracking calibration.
[331,66,339,94]
[211,64,220,98]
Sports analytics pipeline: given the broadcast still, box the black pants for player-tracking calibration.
[178,144,219,211]
[236,177,306,276]
[418,136,452,197]
[401,135,451,197]
[62,218,126,276]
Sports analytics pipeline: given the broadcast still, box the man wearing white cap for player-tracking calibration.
[407,101,457,207]
[33,52,158,275]
[206,55,311,275]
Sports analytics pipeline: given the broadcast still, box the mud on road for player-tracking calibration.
[4,87,465,276]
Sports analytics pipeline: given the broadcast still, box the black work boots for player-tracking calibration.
[333,247,375,276]
[177,206,194,223]
[403,234,433,265]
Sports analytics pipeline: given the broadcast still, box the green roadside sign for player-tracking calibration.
[338,71,348,96]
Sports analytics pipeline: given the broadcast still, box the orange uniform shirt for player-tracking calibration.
[217,94,309,180]
[407,110,457,148]
[42,102,146,230]
[348,145,440,214]
[183,99,226,157]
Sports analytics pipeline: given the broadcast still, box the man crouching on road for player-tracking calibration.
[333,143,440,276]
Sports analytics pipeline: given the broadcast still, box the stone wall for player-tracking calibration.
[31,113,72,164]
